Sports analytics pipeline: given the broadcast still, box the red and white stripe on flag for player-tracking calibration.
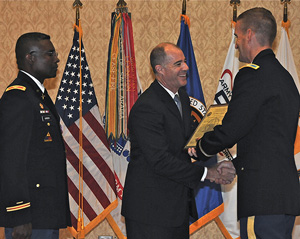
[62,106,117,236]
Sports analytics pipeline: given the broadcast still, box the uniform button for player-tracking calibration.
[47,123,50,126]
[36,184,40,188]
[241,167,244,171]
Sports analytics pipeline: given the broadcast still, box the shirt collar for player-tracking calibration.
[20,70,45,93]
[157,80,178,99]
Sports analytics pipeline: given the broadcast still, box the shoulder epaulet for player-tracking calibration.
[239,63,260,70]
[5,85,26,92]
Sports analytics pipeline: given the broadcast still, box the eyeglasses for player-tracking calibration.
[29,50,58,57]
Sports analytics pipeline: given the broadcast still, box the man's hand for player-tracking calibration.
[188,147,197,158]
[216,160,236,184]
[206,161,236,184]
[12,223,32,239]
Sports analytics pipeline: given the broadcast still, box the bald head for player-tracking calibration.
[150,42,182,74]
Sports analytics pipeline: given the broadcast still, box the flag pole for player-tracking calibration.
[180,0,190,28]
[281,0,291,38]
[182,0,186,15]
[73,0,82,26]
[216,0,239,162]
[73,0,85,238]
[281,0,291,22]
[230,0,240,27]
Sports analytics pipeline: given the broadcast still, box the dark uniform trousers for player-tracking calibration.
[240,215,295,239]
[5,228,59,239]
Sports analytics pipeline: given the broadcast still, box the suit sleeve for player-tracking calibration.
[0,89,33,226]
[199,67,265,156]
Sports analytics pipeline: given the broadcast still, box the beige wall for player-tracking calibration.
[1,0,300,110]
[1,0,300,238]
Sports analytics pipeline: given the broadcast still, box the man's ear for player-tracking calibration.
[25,53,34,65]
[246,28,253,42]
[155,65,163,74]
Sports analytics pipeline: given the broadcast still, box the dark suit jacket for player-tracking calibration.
[198,49,300,219]
[0,71,71,228]
[121,80,204,227]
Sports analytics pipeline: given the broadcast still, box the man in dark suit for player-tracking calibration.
[0,32,71,239]
[194,8,300,239]
[121,42,235,239]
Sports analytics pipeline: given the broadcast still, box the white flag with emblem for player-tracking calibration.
[214,26,240,239]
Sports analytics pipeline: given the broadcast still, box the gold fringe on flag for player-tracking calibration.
[74,20,85,239]
[282,20,291,39]
[180,14,190,28]
[230,20,236,28]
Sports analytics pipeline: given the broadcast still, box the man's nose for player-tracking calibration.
[183,62,189,71]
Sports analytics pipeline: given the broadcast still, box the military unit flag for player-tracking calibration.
[104,11,140,238]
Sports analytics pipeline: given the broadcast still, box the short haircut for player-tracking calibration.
[150,42,181,74]
[15,32,50,69]
[237,7,277,46]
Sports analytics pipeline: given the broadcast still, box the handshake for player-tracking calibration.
[206,160,236,185]
[188,148,236,185]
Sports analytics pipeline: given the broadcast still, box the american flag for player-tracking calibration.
[55,25,117,237]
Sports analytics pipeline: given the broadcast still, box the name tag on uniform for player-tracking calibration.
[41,115,52,122]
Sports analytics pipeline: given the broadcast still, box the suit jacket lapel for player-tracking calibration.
[178,88,191,138]
[152,80,183,121]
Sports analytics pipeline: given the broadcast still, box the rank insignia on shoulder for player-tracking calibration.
[5,85,26,92]
[239,63,260,70]
[44,132,52,142]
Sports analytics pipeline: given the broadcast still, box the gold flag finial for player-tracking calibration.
[73,0,83,8]
[230,0,240,23]
[73,0,83,26]
[116,0,128,13]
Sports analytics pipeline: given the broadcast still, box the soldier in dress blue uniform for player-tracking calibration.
[0,32,71,239]
[193,8,300,239]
